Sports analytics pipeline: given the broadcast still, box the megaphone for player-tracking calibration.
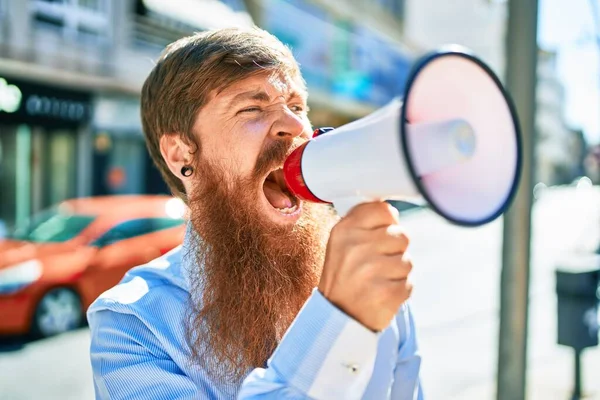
[283,46,522,227]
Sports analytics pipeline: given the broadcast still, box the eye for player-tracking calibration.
[238,106,261,114]
[289,104,305,113]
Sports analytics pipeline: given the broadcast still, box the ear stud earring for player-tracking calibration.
[181,165,194,177]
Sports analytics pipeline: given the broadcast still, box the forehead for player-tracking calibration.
[214,72,307,102]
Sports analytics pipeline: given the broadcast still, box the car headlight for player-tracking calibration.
[0,259,43,295]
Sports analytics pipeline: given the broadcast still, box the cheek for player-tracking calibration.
[208,118,270,179]
[237,119,272,170]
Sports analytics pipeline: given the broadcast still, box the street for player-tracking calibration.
[1,186,599,400]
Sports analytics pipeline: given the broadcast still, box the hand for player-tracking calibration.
[318,201,413,332]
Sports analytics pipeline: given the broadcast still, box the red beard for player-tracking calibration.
[185,139,338,383]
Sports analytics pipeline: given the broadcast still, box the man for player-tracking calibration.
[88,27,422,399]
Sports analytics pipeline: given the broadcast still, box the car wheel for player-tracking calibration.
[32,287,83,338]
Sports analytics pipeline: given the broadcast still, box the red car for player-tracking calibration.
[0,195,186,337]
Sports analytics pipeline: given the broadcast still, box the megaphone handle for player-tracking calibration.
[333,196,379,218]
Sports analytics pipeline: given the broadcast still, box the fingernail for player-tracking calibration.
[387,224,403,235]
[387,204,400,219]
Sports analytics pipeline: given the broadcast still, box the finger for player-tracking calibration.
[344,201,399,230]
[368,254,413,281]
[377,278,413,316]
[386,278,414,303]
[371,225,410,255]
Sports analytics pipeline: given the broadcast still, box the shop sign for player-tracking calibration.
[334,25,413,106]
[0,75,92,127]
[25,95,88,121]
[264,0,332,92]
[263,0,413,107]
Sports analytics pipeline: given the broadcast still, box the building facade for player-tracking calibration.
[0,74,92,228]
[403,0,589,186]
[0,0,411,231]
[535,50,587,185]
[404,0,507,75]
[246,0,414,126]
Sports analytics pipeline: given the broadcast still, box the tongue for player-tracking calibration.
[263,181,293,209]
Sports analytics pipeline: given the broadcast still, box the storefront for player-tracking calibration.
[0,75,92,229]
[91,94,169,197]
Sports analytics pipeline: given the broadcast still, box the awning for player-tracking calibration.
[143,0,254,30]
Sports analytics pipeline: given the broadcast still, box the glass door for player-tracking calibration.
[46,129,78,206]
[30,127,78,214]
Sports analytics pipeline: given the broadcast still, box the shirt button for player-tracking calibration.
[343,363,360,374]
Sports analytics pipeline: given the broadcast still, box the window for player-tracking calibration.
[375,0,404,20]
[92,218,183,247]
[132,0,199,50]
[0,0,7,40]
[11,207,95,243]
[31,0,111,43]
[391,0,404,20]
[219,0,248,13]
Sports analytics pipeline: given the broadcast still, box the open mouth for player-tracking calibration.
[262,168,299,215]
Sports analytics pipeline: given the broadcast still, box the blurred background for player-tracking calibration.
[0,0,599,399]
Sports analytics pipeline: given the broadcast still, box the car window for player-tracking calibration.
[11,208,96,243]
[92,218,183,247]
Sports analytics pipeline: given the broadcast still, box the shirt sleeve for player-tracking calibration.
[238,289,381,400]
[390,303,424,400]
[89,309,199,400]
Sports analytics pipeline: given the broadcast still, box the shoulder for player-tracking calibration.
[87,245,191,321]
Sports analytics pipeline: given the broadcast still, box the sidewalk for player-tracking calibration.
[408,186,600,400]
[455,346,600,399]
[418,288,600,400]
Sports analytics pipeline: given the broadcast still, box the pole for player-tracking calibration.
[573,349,582,400]
[589,0,600,146]
[497,0,539,399]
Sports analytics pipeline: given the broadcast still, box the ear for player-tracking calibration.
[159,133,194,180]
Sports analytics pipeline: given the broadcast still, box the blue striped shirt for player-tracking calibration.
[87,226,423,399]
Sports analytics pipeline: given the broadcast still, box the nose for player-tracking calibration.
[271,107,307,140]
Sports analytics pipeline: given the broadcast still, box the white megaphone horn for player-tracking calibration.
[283,46,522,227]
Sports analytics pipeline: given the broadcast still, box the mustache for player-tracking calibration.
[253,137,305,180]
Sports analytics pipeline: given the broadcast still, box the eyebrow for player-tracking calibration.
[227,89,306,109]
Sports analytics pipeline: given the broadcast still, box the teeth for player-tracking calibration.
[277,205,298,214]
